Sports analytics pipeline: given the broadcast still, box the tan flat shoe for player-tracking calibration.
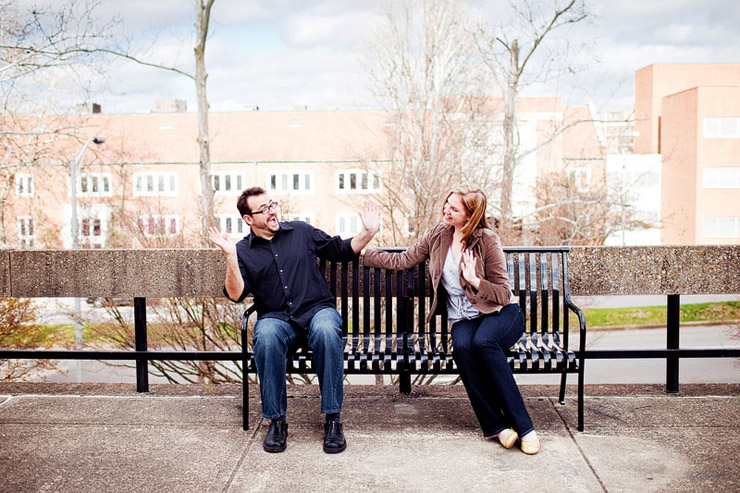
[499,429,518,449]
[520,437,540,455]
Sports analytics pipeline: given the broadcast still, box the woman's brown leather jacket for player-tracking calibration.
[362,222,516,323]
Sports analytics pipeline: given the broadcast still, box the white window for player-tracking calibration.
[704,118,740,139]
[133,172,178,197]
[336,170,382,194]
[212,172,244,194]
[64,204,110,248]
[137,214,180,238]
[703,217,740,238]
[703,167,740,188]
[16,174,34,198]
[17,216,34,248]
[336,213,360,238]
[268,171,313,194]
[281,213,314,225]
[336,213,381,238]
[218,214,248,237]
[78,207,109,248]
[569,167,591,192]
[75,173,113,198]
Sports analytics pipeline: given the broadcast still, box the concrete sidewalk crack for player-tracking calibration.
[222,417,262,493]
[551,398,609,493]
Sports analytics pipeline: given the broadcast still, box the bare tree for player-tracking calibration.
[192,0,217,236]
[0,0,117,247]
[1,0,218,243]
[528,167,656,245]
[364,0,492,244]
[475,0,589,232]
[86,297,250,384]
[0,297,59,381]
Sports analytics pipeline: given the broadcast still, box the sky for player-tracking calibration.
[17,0,740,115]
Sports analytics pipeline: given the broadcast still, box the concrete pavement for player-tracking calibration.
[0,383,738,492]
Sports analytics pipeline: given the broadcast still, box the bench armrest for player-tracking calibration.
[240,304,258,354]
[565,299,587,352]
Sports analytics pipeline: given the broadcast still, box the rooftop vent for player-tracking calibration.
[75,102,101,114]
[155,99,187,113]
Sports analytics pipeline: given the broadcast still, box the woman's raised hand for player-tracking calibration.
[460,249,481,289]
[358,200,380,235]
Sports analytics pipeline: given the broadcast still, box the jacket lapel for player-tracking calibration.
[433,225,454,279]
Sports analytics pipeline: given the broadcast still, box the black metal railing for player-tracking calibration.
[1,294,738,394]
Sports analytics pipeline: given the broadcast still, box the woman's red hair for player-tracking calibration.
[442,189,490,245]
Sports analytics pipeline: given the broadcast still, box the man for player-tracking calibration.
[208,187,378,454]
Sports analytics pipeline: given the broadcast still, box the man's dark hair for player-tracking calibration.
[237,186,267,217]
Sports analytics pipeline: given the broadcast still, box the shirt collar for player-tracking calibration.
[247,222,293,247]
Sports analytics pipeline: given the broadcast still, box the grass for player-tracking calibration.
[581,301,740,328]
[7,302,739,349]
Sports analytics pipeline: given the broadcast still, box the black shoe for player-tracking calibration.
[263,419,288,453]
[323,420,347,454]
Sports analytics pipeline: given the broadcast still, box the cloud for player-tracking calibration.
[281,5,381,48]
[11,0,739,115]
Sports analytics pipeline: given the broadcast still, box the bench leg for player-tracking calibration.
[577,357,585,432]
[243,371,249,430]
[558,371,567,405]
[399,371,411,394]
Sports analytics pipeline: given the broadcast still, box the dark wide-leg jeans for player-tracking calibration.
[451,303,534,437]
[252,307,344,419]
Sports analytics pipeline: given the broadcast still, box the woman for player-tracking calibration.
[362,189,539,454]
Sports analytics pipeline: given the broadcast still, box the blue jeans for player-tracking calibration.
[451,303,534,437]
[252,307,344,419]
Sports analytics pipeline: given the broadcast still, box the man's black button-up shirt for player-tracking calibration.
[226,221,356,329]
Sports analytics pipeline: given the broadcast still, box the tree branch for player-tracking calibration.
[0,45,195,80]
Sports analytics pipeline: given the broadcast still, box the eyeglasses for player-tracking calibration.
[246,200,278,215]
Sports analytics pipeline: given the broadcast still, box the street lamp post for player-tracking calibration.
[70,136,105,361]
[70,136,106,251]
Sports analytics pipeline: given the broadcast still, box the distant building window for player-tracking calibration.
[78,210,108,248]
[137,214,180,238]
[703,167,740,188]
[213,172,244,194]
[18,216,34,248]
[218,214,247,237]
[336,213,360,238]
[133,172,178,197]
[16,174,34,198]
[704,118,740,139]
[703,217,740,238]
[76,173,113,197]
[336,213,380,238]
[281,213,313,225]
[569,167,591,192]
[336,170,382,194]
[268,171,313,194]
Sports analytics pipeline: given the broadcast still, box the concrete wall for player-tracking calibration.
[1,246,739,298]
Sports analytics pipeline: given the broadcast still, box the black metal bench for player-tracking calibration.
[240,247,587,431]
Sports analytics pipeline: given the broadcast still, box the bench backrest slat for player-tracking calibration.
[281,248,573,354]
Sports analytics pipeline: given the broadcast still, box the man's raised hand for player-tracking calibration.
[208,227,236,256]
